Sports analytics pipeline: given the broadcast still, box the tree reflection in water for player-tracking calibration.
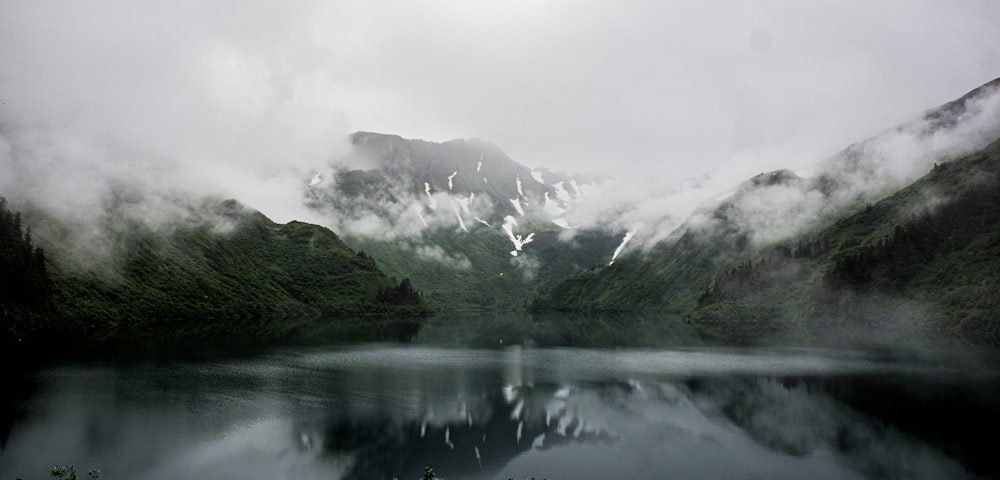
[1,345,996,480]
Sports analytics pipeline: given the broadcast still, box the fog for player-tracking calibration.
[2,1,999,265]
[569,78,1000,250]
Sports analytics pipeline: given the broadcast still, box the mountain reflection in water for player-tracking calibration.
[1,345,997,480]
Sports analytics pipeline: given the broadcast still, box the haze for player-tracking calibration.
[1,0,999,227]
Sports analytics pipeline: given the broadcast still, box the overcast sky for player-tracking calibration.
[2,0,999,203]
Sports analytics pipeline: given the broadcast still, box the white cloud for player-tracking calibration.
[1,0,998,267]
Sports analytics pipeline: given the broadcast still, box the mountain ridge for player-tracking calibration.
[306,131,622,312]
[4,77,1000,348]
[532,76,1000,347]
[1,196,431,345]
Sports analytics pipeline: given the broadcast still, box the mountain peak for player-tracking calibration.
[746,169,801,188]
[918,76,1000,134]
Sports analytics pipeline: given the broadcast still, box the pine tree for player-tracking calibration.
[0,196,54,315]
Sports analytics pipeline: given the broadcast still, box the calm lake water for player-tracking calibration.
[2,315,999,480]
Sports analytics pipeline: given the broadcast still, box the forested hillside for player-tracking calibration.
[530,170,813,314]
[1,197,430,344]
[307,132,620,311]
[691,138,1000,346]
[0,197,54,343]
[532,77,1000,347]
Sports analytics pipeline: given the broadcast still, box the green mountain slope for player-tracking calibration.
[0,196,55,343]
[307,132,620,311]
[532,77,1000,347]
[3,198,430,344]
[690,138,1000,347]
[348,132,602,214]
[532,170,813,313]
[354,228,619,311]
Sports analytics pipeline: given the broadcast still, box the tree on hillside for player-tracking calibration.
[377,277,422,305]
[0,196,53,311]
[824,176,1000,292]
[1,196,56,343]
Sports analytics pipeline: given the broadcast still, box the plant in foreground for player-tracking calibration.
[393,466,546,480]
[49,466,100,480]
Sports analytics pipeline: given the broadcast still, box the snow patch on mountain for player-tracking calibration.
[502,215,535,256]
[530,170,545,184]
[552,181,573,204]
[510,198,525,216]
[609,229,637,265]
[453,207,468,232]
[424,182,437,210]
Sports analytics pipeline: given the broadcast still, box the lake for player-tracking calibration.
[2,315,999,480]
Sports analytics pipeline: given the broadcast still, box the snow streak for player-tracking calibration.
[609,230,637,265]
[424,182,437,210]
[502,215,535,256]
[530,170,544,184]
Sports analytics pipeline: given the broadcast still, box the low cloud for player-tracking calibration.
[511,254,541,281]
[560,80,1000,255]
[409,243,473,271]
[0,1,353,271]
[304,170,499,243]
[1,1,997,277]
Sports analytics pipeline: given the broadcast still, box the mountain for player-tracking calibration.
[305,132,621,311]
[1,197,430,345]
[690,137,1000,346]
[7,76,999,348]
[532,77,1000,347]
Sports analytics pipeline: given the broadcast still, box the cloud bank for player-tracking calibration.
[1,0,998,270]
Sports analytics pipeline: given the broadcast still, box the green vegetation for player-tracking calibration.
[1,196,55,343]
[6,92,1000,349]
[531,187,770,315]
[49,466,100,480]
[690,138,1000,346]
[388,466,547,480]
[348,228,619,312]
[531,171,826,315]
[312,132,620,312]
[2,198,431,346]
[534,137,1000,348]
[13,465,100,480]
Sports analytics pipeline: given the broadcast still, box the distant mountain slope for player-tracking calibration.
[349,132,603,215]
[532,167,847,314]
[3,198,429,344]
[691,137,1000,346]
[306,132,620,311]
[532,77,1000,347]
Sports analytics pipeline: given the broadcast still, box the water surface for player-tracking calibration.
[2,321,998,479]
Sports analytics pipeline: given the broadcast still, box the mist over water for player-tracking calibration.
[3,319,997,480]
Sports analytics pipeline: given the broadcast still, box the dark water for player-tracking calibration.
[2,317,999,480]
